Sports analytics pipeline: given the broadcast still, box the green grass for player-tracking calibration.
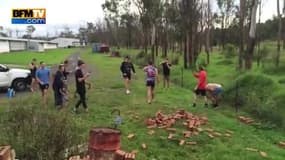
[0,48,77,66]
[1,48,285,160]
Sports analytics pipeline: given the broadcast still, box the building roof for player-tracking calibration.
[50,37,80,43]
[0,37,58,44]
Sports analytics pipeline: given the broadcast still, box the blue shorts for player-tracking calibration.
[213,87,223,95]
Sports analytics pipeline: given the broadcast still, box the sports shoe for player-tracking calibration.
[126,90,131,94]
[72,108,78,114]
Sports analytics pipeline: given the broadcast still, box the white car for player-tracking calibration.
[0,64,31,91]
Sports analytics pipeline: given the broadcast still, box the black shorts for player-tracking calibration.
[195,89,206,96]
[146,80,155,88]
[39,84,49,91]
[123,73,131,80]
[163,74,170,80]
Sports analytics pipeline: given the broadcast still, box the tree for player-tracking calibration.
[0,26,8,37]
[26,25,36,38]
[205,0,213,64]
[239,0,246,70]
[217,0,236,49]
[276,0,282,67]
[245,0,259,70]
[59,26,76,38]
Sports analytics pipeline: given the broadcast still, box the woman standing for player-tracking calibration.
[143,61,159,104]
[29,58,37,92]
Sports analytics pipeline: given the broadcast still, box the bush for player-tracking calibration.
[225,74,285,128]
[263,65,285,75]
[216,59,234,65]
[222,44,237,58]
[278,78,285,84]
[170,55,179,65]
[0,106,80,160]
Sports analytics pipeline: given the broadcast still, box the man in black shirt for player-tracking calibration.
[52,64,64,109]
[120,56,136,94]
[74,60,90,113]
[160,58,171,88]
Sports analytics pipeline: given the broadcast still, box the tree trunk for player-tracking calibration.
[205,0,211,64]
[256,0,262,67]
[151,24,156,62]
[221,15,225,49]
[277,0,282,67]
[184,36,188,69]
[205,28,210,64]
[283,0,285,49]
[245,0,258,70]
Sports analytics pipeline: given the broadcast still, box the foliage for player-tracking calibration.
[216,59,233,65]
[224,74,285,127]
[0,106,80,160]
[221,44,237,58]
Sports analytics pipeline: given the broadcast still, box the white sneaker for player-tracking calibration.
[126,90,131,94]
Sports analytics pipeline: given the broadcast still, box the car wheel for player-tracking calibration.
[12,78,27,91]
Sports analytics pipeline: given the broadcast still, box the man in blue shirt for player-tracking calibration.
[36,61,50,107]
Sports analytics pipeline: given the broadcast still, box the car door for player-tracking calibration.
[0,65,10,87]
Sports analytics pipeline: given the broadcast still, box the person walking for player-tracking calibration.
[29,58,37,92]
[160,58,171,88]
[74,60,90,114]
[120,56,136,94]
[52,64,65,109]
[143,61,159,104]
[192,66,208,107]
[36,61,51,107]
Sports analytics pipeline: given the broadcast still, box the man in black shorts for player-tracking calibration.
[120,56,136,94]
[74,60,90,114]
[160,58,171,88]
[36,61,50,107]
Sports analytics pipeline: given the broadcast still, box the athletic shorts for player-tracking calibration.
[39,84,49,91]
[146,80,155,88]
[195,89,206,96]
[123,73,131,80]
[163,74,170,80]
[213,87,223,95]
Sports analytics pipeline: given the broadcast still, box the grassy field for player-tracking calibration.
[1,48,285,160]
[0,48,77,66]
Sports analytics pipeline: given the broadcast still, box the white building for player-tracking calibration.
[0,37,58,53]
[50,38,84,48]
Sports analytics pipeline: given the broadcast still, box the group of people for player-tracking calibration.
[120,56,223,107]
[29,58,90,113]
[27,55,223,113]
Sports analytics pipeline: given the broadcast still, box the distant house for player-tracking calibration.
[0,37,27,53]
[29,40,58,52]
[50,38,85,48]
[0,37,58,53]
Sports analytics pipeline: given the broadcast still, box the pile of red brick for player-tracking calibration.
[145,110,208,131]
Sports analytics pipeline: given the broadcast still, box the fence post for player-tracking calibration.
[181,67,184,87]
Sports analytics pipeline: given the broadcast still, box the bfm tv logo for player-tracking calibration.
[12,8,46,24]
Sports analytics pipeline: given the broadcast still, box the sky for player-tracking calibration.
[0,0,280,37]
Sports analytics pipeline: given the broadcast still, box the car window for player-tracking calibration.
[0,65,7,72]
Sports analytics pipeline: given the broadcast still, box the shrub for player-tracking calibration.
[225,74,285,128]
[222,44,237,58]
[0,106,80,160]
[170,55,180,65]
[216,59,234,65]
[278,78,285,84]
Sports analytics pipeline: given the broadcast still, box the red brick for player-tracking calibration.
[0,146,11,160]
